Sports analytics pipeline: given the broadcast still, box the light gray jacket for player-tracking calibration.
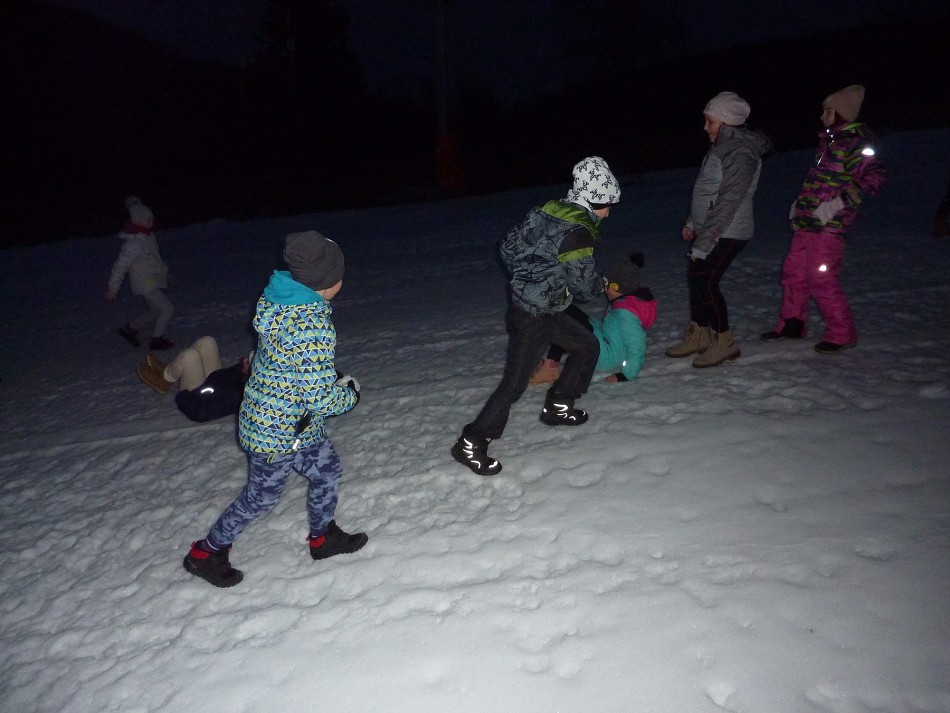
[686,125,769,258]
[107,231,168,295]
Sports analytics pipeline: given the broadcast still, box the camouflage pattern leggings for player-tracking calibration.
[206,438,342,548]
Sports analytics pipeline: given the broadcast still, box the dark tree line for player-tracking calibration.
[3,0,947,246]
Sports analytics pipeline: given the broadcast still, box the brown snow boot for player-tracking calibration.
[529,358,561,385]
[665,321,710,358]
[136,363,172,394]
[692,329,740,368]
[146,353,167,370]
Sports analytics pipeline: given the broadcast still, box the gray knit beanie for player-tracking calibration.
[283,230,344,291]
[703,91,751,126]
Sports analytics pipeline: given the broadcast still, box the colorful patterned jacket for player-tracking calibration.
[238,270,358,454]
[499,200,604,315]
[592,289,657,381]
[791,121,886,238]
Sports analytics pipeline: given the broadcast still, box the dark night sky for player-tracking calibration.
[41,0,949,105]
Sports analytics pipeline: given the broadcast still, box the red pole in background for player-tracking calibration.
[435,0,465,195]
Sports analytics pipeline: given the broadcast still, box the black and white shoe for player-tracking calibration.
[451,429,501,476]
[539,393,588,426]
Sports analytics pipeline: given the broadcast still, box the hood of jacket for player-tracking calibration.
[716,124,772,158]
[263,270,325,306]
[612,292,657,329]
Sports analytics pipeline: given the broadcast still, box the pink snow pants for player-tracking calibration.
[775,230,857,346]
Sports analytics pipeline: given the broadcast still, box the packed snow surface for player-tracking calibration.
[1,130,949,712]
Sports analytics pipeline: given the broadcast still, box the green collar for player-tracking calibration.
[540,200,601,239]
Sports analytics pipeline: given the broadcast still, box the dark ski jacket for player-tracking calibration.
[499,200,604,315]
[175,364,248,423]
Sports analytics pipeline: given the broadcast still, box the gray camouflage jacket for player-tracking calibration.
[499,200,604,315]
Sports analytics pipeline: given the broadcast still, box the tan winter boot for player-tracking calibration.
[529,358,561,385]
[692,330,740,368]
[137,363,172,394]
[665,321,710,358]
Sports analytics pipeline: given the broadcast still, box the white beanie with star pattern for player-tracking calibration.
[565,156,620,210]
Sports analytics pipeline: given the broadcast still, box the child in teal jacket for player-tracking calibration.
[532,253,657,384]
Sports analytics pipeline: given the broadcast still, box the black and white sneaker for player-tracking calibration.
[451,430,501,476]
[539,394,588,426]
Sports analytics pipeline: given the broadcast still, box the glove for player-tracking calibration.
[336,374,361,404]
[815,196,844,225]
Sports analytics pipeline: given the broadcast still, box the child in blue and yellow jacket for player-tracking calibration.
[183,231,367,588]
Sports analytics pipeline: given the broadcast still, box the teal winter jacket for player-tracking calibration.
[238,270,357,454]
[592,292,657,380]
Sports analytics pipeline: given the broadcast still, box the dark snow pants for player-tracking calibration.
[468,305,599,440]
[545,303,594,363]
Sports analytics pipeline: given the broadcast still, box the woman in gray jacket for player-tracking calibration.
[665,91,770,367]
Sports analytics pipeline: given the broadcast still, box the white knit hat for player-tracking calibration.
[565,156,620,209]
[125,196,154,227]
[703,91,751,126]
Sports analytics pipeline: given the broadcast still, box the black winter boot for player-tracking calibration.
[451,427,502,476]
[117,324,140,347]
[814,341,856,354]
[539,392,588,426]
[183,541,244,588]
[150,336,175,350]
[309,520,368,560]
[760,318,804,342]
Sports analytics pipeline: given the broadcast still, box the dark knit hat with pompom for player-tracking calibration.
[603,252,645,295]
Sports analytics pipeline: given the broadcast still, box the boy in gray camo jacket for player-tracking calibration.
[451,156,620,476]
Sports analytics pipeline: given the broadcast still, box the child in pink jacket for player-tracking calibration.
[762,85,886,353]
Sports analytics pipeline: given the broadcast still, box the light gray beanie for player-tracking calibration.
[565,156,620,209]
[283,230,344,291]
[703,91,751,126]
[125,196,154,227]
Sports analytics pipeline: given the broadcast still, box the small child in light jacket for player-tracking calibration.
[532,252,657,384]
[106,196,175,350]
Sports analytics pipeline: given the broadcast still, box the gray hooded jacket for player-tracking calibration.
[686,125,770,258]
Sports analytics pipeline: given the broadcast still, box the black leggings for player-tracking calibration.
[687,238,746,333]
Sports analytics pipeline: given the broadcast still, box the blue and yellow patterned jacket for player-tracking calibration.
[238,270,357,454]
